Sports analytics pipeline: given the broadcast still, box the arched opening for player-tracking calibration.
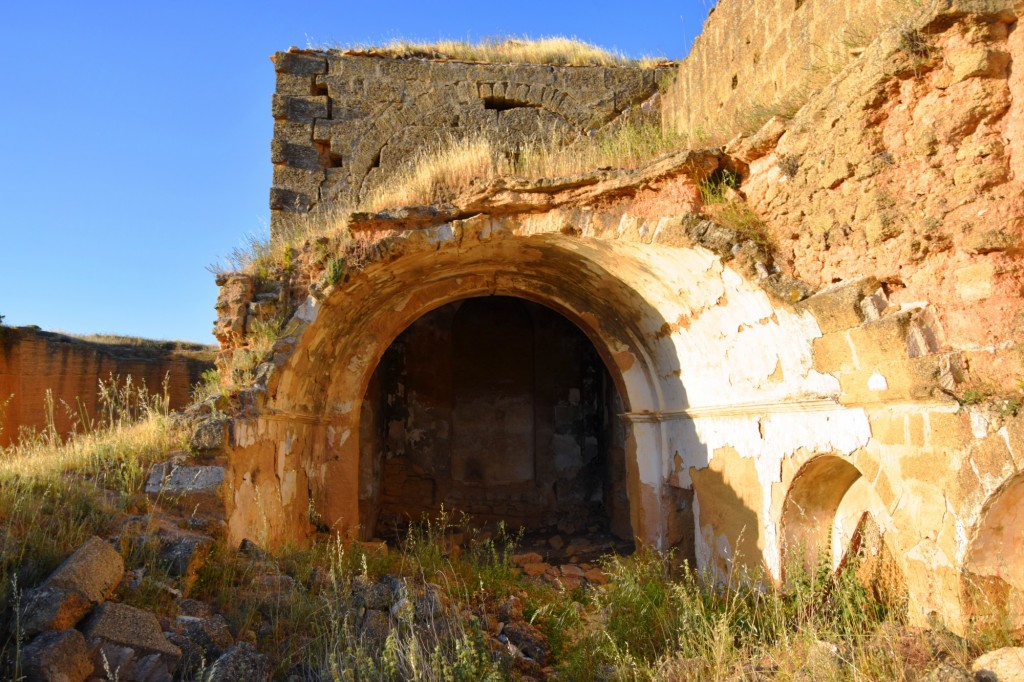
[962,473,1024,635]
[357,295,633,549]
[782,455,871,571]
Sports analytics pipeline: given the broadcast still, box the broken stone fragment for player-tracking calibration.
[511,552,543,566]
[172,613,234,663]
[20,629,94,682]
[796,276,882,334]
[19,536,124,636]
[206,642,271,682]
[522,562,550,577]
[80,602,181,682]
[559,564,585,577]
[145,463,225,518]
[502,620,550,666]
[413,583,446,621]
[159,534,213,580]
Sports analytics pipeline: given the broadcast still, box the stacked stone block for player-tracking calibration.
[269,49,669,237]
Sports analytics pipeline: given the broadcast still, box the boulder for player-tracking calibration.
[80,602,181,682]
[973,647,1024,681]
[20,629,94,682]
[206,642,271,682]
[19,537,124,636]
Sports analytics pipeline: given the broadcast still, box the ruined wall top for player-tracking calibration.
[269,50,670,237]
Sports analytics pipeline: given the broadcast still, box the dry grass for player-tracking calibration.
[0,378,182,644]
[360,121,686,212]
[360,134,496,213]
[60,333,214,354]
[336,36,667,68]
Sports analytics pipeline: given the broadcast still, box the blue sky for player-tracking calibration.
[0,1,714,344]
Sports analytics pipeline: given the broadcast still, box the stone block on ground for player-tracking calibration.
[19,536,124,636]
[80,602,181,682]
[207,642,271,681]
[145,463,225,518]
[20,629,94,682]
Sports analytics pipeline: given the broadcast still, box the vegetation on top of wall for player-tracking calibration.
[329,36,670,68]
[359,120,687,213]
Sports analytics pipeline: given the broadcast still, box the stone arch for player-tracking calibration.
[962,472,1024,633]
[257,229,694,548]
[780,454,884,573]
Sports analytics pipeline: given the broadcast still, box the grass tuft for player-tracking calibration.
[326,35,668,68]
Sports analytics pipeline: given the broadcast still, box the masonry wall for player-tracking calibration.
[663,0,893,137]
[269,50,669,237]
[0,327,214,446]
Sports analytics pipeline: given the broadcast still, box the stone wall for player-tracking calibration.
[269,50,669,237]
[0,327,214,446]
[663,0,895,138]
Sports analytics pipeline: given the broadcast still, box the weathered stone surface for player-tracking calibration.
[972,648,1024,681]
[19,586,90,637]
[797,277,881,335]
[172,614,234,661]
[20,629,94,682]
[189,417,231,452]
[206,642,271,682]
[159,535,213,580]
[145,463,225,517]
[19,537,124,636]
[81,602,181,682]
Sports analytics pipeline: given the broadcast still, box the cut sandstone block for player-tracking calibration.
[19,537,124,636]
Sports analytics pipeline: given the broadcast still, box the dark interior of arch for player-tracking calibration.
[358,296,633,543]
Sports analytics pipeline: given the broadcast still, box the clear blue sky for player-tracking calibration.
[0,1,714,344]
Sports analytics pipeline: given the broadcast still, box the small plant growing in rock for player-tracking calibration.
[698,168,742,205]
[779,154,801,179]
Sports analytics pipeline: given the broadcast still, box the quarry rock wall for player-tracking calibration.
[0,328,214,446]
[269,50,670,237]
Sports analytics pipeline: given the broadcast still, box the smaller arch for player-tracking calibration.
[781,455,875,572]
[962,472,1024,635]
